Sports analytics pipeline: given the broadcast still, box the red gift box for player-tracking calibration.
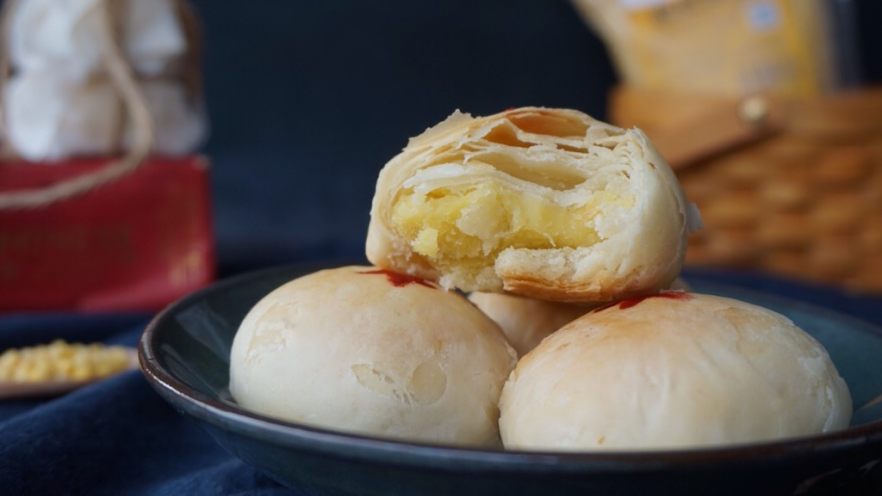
[0,156,215,312]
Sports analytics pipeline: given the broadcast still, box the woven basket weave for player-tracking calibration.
[611,86,882,292]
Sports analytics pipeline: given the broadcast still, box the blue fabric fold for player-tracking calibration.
[0,316,296,496]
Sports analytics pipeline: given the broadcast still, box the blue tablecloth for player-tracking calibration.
[1,270,880,495]
[0,314,293,495]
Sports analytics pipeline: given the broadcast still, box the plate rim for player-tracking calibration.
[139,263,882,473]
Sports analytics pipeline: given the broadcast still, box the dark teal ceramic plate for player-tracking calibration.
[139,264,882,496]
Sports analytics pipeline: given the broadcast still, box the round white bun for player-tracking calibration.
[499,292,852,451]
[230,266,516,447]
[468,292,590,356]
[469,278,689,356]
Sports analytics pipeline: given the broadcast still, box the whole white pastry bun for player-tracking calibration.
[230,266,516,447]
[467,292,591,356]
[468,278,688,356]
[499,292,852,451]
[366,107,701,303]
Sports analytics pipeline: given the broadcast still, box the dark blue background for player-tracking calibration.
[197,0,615,272]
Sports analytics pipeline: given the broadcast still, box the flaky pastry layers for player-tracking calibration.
[366,107,699,302]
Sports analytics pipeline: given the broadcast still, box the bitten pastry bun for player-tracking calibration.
[366,107,699,302]
[499,292,852,451]
[230,266,516,446]
[469,278,690,356]
[468,293,590,356]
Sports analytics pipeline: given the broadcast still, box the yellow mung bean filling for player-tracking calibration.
[391,182,631,275]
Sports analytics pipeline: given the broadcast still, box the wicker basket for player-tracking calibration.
[611,86,882,292]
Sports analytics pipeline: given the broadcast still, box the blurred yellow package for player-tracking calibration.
[573,0,836,97]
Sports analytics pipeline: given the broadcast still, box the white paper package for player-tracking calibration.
[3,0,205,161]
[5,73,206,160]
